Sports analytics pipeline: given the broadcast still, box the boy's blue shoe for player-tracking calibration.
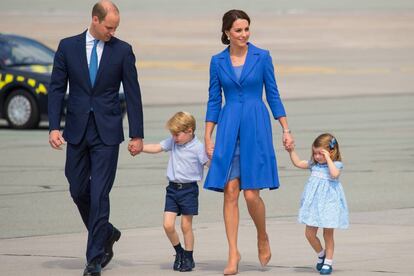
[173,251,183,271]
[316,255,326,271]
[320,264,333,275]
[180,255,195,272]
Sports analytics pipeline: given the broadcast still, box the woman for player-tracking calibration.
[204,9,294,275]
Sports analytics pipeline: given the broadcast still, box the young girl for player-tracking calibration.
[288,133,349,275]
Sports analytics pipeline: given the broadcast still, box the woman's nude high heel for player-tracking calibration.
[258,234,271,266]
[223,253,241,275]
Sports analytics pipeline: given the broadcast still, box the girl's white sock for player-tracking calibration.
[317,250,325,263]
[318,250,325,258]
[324,258,333,266]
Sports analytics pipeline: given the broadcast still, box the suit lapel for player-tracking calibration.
[218,47,241,87]
[76,31,93,91]
[93,39,112,90]
[239,43,260,84]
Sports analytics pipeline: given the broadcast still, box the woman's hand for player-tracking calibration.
[277,117,294,151]
[205,138,215,159]
[283,132,294,151]
[204,122,216,159]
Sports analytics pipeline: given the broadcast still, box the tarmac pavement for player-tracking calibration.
[1,94,414,275]
[1,208,413,275]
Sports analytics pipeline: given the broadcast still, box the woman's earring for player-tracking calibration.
[227,36,230,41]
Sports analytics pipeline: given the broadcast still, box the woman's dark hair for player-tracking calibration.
[221,9,250,45]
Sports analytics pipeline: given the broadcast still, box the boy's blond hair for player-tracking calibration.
[166,111,196,134]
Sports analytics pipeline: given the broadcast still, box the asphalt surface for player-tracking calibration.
[1,94,414,275]
[0,208,413,275]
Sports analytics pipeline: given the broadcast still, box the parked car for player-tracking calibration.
[0,34,126,129]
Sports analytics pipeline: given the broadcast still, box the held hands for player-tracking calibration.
[49,130,66,150]
[283,132,294,151]
[205,138,215,159]
[128,138,143,156]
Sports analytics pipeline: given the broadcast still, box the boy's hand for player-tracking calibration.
[205,139,215,159]
[128,138,143,156]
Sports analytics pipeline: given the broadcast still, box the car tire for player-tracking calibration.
[4,89,40,129]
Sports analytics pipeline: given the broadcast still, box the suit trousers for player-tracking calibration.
[65,113,119,263]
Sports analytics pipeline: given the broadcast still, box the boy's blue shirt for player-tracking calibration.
[160,136,209,183]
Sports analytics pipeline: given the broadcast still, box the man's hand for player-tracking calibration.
[49,130,66,150]
[128,138,143,156]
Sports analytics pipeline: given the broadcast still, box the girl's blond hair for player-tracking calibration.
[166,111,196,134]
[311,133,342,163]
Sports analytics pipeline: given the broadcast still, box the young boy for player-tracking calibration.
[141,111,210,272]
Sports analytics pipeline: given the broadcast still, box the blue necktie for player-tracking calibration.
[89,39,98,86]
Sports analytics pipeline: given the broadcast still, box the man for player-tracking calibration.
[48,1,143,275]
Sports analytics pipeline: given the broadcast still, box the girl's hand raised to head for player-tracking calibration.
[321,149,332,160]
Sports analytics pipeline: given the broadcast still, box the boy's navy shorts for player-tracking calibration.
[164,181,199,216]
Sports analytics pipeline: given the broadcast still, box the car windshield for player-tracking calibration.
[0,35,54,67]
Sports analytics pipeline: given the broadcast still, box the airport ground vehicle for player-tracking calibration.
[0,34,126,129]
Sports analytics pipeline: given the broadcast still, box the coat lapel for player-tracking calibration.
[76,31,93,91]
[218,47,241,87]
[239,43,260,84]
[217,43,261,86]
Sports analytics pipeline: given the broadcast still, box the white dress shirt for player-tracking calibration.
[86,29,104,67]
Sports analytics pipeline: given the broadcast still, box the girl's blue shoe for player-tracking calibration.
[320,264,333,275]
[316,255,326,271]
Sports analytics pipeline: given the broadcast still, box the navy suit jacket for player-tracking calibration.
[48,31,144,145]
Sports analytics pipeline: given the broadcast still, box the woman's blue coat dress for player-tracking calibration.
[204,43,287,192]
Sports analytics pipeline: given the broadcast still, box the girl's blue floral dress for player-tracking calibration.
[298,161,349,229]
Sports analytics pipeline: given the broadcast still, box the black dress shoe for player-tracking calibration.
[83,261,101,276]
[180,255,195,272]
[173,251,183,271]
[101,227,121,268]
